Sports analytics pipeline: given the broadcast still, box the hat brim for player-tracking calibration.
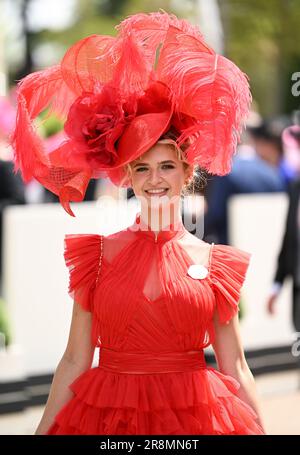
[105,108,173,186]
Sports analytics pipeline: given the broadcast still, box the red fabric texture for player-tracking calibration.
[47,215,264,435]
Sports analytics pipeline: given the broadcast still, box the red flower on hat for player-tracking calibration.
[64,85,136,169]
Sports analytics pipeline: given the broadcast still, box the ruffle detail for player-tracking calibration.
[209,245,252,324]
[46,366,264,435]
[64,234,103,312]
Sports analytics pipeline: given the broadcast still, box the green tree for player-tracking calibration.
[219,0,300,116]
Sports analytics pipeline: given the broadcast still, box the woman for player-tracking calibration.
[11,11,266,434]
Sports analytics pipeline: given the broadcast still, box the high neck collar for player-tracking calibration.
[129,212,186,244]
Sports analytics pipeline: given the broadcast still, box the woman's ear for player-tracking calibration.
[124,165,132,187]
[184,165,194,184]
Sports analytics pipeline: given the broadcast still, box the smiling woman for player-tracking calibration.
[125,131,206,197]
[11,10,266,435]
[122,134,194,232]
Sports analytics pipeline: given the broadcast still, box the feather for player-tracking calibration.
[10,94,91,217]
[116,10,213,71]
[61,34,116,95]
[11,94,48,181]
[110,32,154,97]
[15,65,75,121]
[156,25,252,175]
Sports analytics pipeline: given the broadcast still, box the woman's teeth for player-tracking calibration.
[145,188,168,195]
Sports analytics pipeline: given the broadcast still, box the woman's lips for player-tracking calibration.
[145,189,169,197]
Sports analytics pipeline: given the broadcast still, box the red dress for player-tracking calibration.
[46,213,265,435]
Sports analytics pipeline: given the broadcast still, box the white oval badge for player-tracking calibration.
[187,264,208,280]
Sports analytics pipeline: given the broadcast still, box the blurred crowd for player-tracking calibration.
[201,111,300,335]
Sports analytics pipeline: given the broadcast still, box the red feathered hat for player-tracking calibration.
[11,10,252,217]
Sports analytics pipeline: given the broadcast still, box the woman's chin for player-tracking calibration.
[139,193,182,209]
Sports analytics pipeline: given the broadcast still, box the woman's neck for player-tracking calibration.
[139,204,183,233]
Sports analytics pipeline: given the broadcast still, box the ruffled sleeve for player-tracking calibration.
[209,244,252,324]
[63,234,103,312]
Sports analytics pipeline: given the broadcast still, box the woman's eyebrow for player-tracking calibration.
[132,160,176,168]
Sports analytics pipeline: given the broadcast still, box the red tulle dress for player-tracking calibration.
[46,212,265,435]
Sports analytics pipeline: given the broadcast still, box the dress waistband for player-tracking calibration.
[98,347,207,374]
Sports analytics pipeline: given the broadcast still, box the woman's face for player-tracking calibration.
[128,143,192,205]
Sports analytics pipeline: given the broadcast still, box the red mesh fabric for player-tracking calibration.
[210,244,252,325]
[48,214,264,435]
[63,234,103,312]
[46,367,263,435]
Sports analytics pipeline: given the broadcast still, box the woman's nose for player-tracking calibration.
[148,169,163,184]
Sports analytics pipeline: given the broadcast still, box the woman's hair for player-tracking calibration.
[124,129,208,194]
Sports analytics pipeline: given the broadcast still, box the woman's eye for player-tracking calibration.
[162,164,175,169]
[135,165,175,172]
[136,167,148,172]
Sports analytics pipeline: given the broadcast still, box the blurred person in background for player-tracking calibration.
[266,175,300,333]
[250,116,296,187]
[204,118,287,245]
[0,96,26,295]
[266,116,300,386]
[266,173,300,389]
[281,123,300,181]
[266,117,300,331]
[0,159,26,294]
